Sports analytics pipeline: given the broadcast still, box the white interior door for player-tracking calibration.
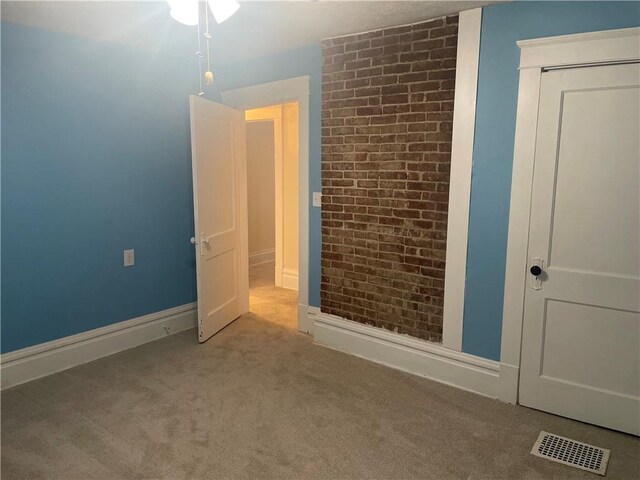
[190,95,249,343]
[519,63,640,435]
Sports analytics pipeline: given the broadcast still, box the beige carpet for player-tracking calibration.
[2,262,639,479]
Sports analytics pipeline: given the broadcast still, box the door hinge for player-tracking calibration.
[198,317,203,337]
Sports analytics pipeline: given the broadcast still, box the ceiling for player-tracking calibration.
[1,1,499,64]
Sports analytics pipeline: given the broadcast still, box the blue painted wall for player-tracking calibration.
[7,2,636,359]
[1,22,322,353]
[462,1,640,360]
[1,22,199,353]
[208,45,323,307]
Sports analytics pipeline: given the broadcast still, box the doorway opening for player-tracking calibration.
[221,75,311,334]
[245,102,299,330]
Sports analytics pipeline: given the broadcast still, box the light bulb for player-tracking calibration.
[207,0,240,24]
[167,0,199,26]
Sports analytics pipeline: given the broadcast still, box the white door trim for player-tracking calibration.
[222,76,311,333]
[518,27,640,70]
[442,7,482,351]
[500,27,640,404]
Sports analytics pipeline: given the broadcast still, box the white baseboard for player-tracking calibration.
[498,363,519,404]
[0,303,197,389]
[249,248,276,267]
[313,312,500,398]
[281,268,298,291]
[299,305,317,335]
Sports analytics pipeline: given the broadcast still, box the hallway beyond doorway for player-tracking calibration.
[249,261,298,330]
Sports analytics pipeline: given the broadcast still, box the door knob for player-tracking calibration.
[190,237,197,245]
[530,265,542,276]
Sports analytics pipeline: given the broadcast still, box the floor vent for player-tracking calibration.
[531,431,610,476]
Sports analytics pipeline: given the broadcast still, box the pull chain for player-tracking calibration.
[195,1,204,95]
[204,6,214,85]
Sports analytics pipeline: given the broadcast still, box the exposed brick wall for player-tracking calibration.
[320,15,458,343]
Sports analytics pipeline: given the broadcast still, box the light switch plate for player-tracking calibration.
[312,192,322,207]
[124,249,135,267]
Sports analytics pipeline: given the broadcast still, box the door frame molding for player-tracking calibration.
[222,76,311,332]
[442,7,482,351]
[500,27,640,404]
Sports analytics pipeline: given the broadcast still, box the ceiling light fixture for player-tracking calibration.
[167,0,240,93]
[207,0,240,24]
[167,0,199,26]
[167,0,239,26]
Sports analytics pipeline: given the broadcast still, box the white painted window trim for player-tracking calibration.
[222,76,311,333]
[500,27,640,404]
[442,8,482,351]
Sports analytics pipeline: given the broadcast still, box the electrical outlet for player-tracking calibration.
[312,192,322,207]
[124,249,135,267]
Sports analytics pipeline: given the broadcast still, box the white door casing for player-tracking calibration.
[500,28,640,406]
[519,63,640,435]
[221,76,311,333]
[442,7,482,352]
[190,95,249,342]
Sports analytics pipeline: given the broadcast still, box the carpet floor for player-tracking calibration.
[2,262,639,479]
